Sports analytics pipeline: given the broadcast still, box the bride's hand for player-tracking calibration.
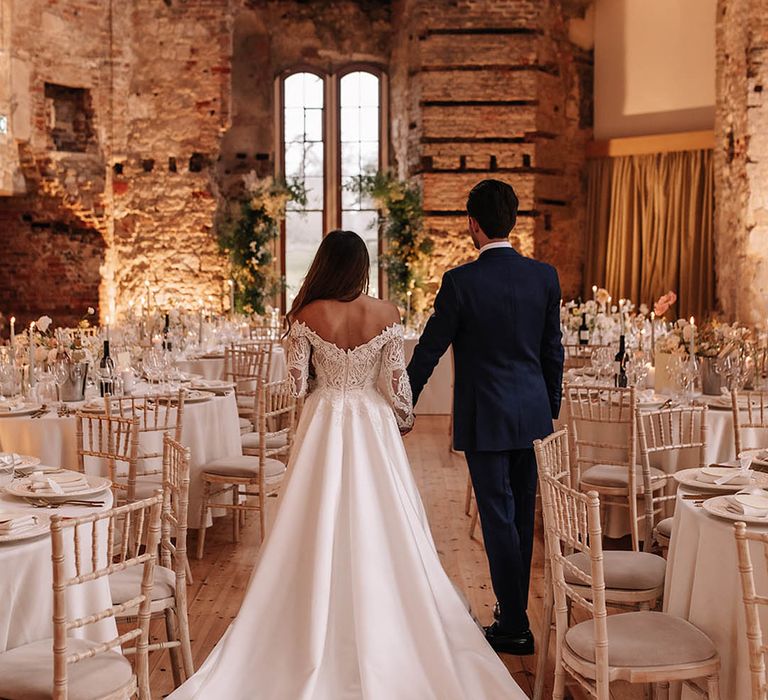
[400,423,414,437]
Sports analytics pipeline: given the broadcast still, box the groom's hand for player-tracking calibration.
[400,422,414,436]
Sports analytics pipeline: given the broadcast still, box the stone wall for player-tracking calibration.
[0,0,593,325]
[391,0,593,300]
[714,0,768,325]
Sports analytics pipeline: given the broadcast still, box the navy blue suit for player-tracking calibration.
[407,246,564,633]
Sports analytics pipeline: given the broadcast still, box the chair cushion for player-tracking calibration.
[110,564,176,604]
[132,476,163,500]
[566,611,716,669]
[203,455,286,479]
[241,432,289,450]
[239,417,253,434]
[655,517,674,539]
[0,637,134,700]
[565,551,666,591]
[580,464,666,490]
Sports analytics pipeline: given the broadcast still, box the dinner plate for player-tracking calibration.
[0,454,41,472]
[5,472,111,502]
[740,448,768,468]
[0,403,43,418]
[0,511,51,543]
[673,467,768,493]
[189,380,235,394]
[183,389,216,404]
[702,495,768,525]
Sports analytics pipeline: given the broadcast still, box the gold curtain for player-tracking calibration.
[584,149,714,320]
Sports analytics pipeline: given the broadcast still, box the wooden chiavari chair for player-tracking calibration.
[197,376,293,557]
[0,495,163,700]
[563,344,610,371]
[106,389,185,479]
[732,389,768,457]
[566,384,664,551]
[540,472,720,699]
[533,428,667,700]
[735,521,768,700]
[76,411,140,503]
[111,435,194,688]
[638,405,708,555]
[63,326,101,339]
[225,342,274,434]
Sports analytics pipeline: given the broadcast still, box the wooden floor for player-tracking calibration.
[144,415,642,699]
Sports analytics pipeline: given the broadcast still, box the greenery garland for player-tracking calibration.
[216,173,306,315]
[353,172,434,312]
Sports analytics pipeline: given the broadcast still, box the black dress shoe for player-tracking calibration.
[492,601,501,621]
[484,622,535,656]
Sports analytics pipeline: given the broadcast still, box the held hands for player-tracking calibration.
[400,420,415,437]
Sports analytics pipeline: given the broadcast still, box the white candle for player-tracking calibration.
[105,316,110,342]
[650,311,656,362]
[689,316,696,359]
[198,302,204,345]
[592,285,597,301]
[228,279,235,317]
[28,322,35,387]
[406,290,412,327]
[9,316,15,348]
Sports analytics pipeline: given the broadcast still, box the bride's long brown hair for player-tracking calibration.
[287,230,370,322]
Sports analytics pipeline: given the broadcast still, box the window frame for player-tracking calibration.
[276,64,389,311]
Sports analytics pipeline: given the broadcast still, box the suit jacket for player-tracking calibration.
[407,247,564,452]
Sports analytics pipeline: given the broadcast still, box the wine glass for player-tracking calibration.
[53,361,69,405]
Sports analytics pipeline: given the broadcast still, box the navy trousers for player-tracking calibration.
[464,448,538,634]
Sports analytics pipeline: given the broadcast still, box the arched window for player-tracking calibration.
[279,67,384,310]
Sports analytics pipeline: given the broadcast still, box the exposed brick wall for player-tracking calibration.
[714,0,768,325]
[391,0,593,299]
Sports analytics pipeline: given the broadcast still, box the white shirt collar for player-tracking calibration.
[479,240,512,254]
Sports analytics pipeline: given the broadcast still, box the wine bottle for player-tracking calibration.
[162,313,172,352]
[578,313,590,345]
[614,334,628,388]
[99,340,115,397]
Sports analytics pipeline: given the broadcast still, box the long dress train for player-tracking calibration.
[168,321,527,699]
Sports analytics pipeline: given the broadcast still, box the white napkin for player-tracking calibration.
[728,496,768,518]
[28,471,89,494]
[0,399,24,413]
[0,514,39,533]
[0,453,21,467]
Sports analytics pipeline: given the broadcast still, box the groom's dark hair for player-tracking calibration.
[466,179,519,238]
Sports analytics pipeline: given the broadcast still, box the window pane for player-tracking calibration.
[340,106,360,143]
[360,107,379,141]
[285,210,323,308]
[341,176,360,209]
[340,73,361,107]
[360,141,378,174]
[304,108,323,142]
[359,72,379,107]
[340,141,360,177]
[283,72,325,310]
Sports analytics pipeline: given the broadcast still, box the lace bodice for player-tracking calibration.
[287,321,414,430]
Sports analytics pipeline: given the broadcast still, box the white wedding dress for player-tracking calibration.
[168,321,526,699]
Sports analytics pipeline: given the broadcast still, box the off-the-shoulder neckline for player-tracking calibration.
[292,320,402,354]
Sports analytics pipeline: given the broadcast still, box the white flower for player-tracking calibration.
[682,325,694,343]
[47,348,58,365]
[34,346,48,362]
[36,315,52,333]
[87,307,95,315]
[639,303,649,316]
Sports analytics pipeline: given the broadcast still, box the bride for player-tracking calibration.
[168,230,527,699]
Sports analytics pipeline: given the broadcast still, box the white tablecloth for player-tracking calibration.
[0,393,242,529]
[664,491,768,699]
[0,490,115,652]
[175,345,287,383]
[403,338,453,416]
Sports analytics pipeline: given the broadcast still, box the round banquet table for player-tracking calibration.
[664,490,768,699]
[0,489,116,653]
[556,399,767,537]
[0,391,242,529]
[175,345,287,383]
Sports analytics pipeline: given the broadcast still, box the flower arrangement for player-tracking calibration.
[350,172,434,312]
[217,172,306,315]
[695,320,753,358]
[653,291,678,318]
[657,317,695,356]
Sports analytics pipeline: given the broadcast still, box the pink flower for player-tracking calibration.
[653,291,677,317]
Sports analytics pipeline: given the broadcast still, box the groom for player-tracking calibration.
[407,179,564,655]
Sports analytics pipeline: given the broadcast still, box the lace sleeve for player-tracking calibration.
[287,324,311,398]
[381,326,414,430]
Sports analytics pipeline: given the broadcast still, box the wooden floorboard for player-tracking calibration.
[144,415,642,699]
